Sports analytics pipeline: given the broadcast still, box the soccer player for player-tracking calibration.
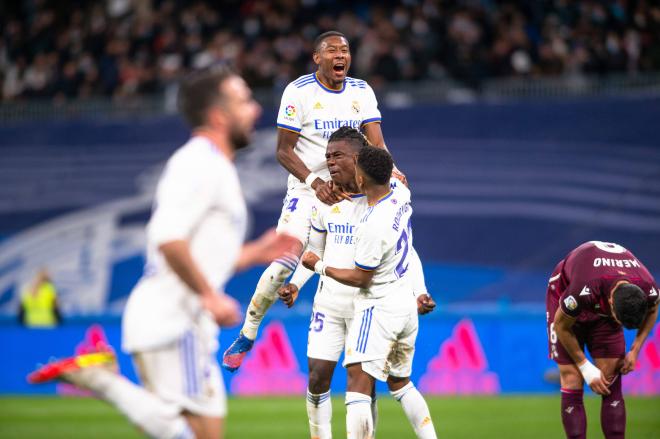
[28,68,298,439]
[302,146,437,439]
[547,241,659,439]
[277,127,435,439]
[223,30,406,371]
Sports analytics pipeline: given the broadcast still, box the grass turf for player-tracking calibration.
[0,395,659,438]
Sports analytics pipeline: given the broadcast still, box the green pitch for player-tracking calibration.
[1,395,659,438]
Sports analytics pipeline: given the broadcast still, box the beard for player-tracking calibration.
[230,124,251,151]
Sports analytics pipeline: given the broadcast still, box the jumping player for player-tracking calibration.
[223,31,405,371]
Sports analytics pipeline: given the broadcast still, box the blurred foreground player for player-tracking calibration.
[547,241,659,439]
[28,68,297,439]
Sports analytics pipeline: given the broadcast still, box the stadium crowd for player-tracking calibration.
[2,0,660,101]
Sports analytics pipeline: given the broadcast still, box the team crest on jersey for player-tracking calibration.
[313,101,323,110]
[564,296,578,311]
[311,205,318,219]
[351,101,360,114]
[284,105,296,117]
[331,205,341,214]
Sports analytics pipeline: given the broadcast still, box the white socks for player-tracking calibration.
[307,389,332,439]
[371,394,378,437]
[82,368,193,439]
[346,392,373,439]
[241,261,294,340]
[390,382,437,439]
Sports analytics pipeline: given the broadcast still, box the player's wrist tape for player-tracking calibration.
[578,360,601,385]
[313,260,327,276]
[305,172,320,188]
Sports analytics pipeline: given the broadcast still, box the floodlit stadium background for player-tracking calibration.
[1,0,659,435]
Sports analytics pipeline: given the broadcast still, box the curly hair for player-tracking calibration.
[356,146,393,185]
[328,126,369,152]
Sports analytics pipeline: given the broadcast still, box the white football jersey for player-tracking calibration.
[123,136,248,352]
[353,184,416,313]
[276,73,381,191]
[311,193,365,318]
[311,179,414,317]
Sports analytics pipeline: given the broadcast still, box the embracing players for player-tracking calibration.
[278,127,435,438]
[301,145,437,439]
[223,30,404,370]
[547,241,659,439]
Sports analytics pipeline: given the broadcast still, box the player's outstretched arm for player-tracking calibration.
[301,251,374,288]
[554,307,611,395]
[621,302,659,374]
[235,228,301,272]
[160,240,241,326]
[408,248,436,314]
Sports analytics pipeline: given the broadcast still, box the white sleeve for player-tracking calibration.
[289,263,316,290]
[148,161,217,246]
[276,84,303,133]
[361,84,382,126]
[290,225,326,288]
[354,223,384,271]
[408,247,428,297]
[307,227,326,258]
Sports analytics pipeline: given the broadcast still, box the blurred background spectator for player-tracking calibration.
[2,0,659,103]
[18,269,62,328]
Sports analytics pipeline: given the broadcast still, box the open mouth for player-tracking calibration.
[333,64,345,74]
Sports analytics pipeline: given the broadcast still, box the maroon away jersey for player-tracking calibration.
[554,241,658,323]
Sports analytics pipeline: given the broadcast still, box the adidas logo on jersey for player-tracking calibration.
[313,101,323,110]
[331,206,341,214]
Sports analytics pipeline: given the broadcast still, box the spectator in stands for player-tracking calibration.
[19,269,62,328]
[1,0,659,101]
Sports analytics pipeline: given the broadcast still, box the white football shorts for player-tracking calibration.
[276,186,316,245]
[307,304,352,362]
[132,322,226,418]
[343,306,418,382]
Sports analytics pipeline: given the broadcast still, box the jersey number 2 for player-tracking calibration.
[395,218,412,278]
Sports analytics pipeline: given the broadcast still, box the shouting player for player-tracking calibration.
[302,146,437,439]
[547,241,659,439]
[28,68,298,439]
[223,30,405,371]
[278,127,435,439]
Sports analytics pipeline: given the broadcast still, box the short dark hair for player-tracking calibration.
[328,126,369,152]
[613,283,648,329]
[177,66,234,129]
[314,31,348,52]
[357,146,393,185]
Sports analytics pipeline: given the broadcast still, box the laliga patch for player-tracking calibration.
[284,104,296,119]
[563,296,578,311]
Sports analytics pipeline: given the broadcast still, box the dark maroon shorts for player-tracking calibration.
[546,264,625,365]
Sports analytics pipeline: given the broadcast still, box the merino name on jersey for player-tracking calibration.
[553,241,658,323]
